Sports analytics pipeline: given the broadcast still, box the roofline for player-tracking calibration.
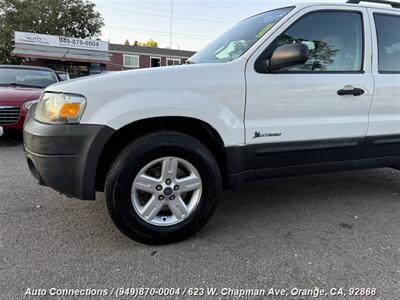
[0,64,55,71]
[243,1,400,21]
[110,50,193,59]
[293,1,400,11]
[347,0,400,8]
[109,44,196,56]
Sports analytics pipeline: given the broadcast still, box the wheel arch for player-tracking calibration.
[95,116,229,192]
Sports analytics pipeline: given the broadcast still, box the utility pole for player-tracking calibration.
[170,0,173,50]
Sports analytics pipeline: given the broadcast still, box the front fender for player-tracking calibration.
[82,89,243,147]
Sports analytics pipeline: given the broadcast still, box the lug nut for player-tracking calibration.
[156,185,163,191]
[174,185,180,191]
[158,195,165,201]
[165,179,172,185]
[169,195,176,201]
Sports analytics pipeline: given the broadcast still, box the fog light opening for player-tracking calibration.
[27,158,40,184]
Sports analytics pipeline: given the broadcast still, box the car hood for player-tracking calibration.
[45,63,239,96]
[0,87,43,104]
[46,66,193,92]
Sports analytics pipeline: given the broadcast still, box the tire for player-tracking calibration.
[105,130,221,245]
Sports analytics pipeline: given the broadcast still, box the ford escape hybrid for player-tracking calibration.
[24,0,400,244]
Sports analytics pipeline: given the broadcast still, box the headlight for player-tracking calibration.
[24,99,39,110]
[34,92,86,124]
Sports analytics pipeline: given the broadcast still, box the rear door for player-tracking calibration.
[244,5,374,169]
[362,8,400,158]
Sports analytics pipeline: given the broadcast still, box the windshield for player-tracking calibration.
[189,7,294,64]
[0,68,57,88]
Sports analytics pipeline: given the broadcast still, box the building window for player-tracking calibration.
[150,57,161,68]
[167,58,181,66]
[123,54,139,68]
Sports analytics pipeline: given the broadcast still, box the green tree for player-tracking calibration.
[142,39,158,48]
[0,0,104,64]
[124,39,130,46]
[141,39,158,48]
[133,39,158,48]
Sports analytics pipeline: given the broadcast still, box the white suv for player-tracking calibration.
[24,0,400,244]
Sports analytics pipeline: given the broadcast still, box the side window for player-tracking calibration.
[260,11,364,72]
[374,14,400,73]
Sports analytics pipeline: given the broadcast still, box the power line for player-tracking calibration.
[96,5,236,23]
[95,0,238,22]
[106,25,215,40]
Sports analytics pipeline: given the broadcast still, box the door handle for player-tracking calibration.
[337,87,365,96]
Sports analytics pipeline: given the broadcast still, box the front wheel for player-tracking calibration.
[105,131,221,244]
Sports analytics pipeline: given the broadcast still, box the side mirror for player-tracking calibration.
[268,43,309,71]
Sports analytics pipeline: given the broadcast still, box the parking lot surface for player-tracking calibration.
[1,133,400,299]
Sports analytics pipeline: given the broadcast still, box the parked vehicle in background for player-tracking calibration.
[0,65,59,134]
[24,0,400,244]
[56,71,71,81]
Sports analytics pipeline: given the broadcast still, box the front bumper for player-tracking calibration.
[23,105,114,200]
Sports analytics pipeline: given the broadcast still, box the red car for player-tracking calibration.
[0,65,59,134]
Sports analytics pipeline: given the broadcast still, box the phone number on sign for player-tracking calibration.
[58,37,100,48]
[113,287,378,298]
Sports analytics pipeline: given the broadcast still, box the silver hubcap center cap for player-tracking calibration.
[164,187,173,196]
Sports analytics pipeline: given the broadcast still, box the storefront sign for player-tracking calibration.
[14,31,109,52]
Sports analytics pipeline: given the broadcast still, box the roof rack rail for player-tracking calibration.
[347,0,400,8]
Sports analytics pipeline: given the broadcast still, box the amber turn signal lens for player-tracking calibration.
[59,103,81,119]
[35,93,86,124]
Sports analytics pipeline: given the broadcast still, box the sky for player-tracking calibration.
[91,0,346,51]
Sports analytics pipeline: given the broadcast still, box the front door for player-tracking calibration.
[245,6,374,169]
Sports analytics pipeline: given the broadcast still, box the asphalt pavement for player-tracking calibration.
[0,133,399,299]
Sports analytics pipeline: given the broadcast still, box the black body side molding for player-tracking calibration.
[225,136,400,188]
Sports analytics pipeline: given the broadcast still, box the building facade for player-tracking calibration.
[12,32,110,78]
[11,32,196,78]
[108,44,196,71]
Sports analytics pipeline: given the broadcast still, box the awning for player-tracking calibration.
[12,43,110,64]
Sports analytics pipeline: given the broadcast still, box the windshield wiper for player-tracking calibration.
[0,83,44,89]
